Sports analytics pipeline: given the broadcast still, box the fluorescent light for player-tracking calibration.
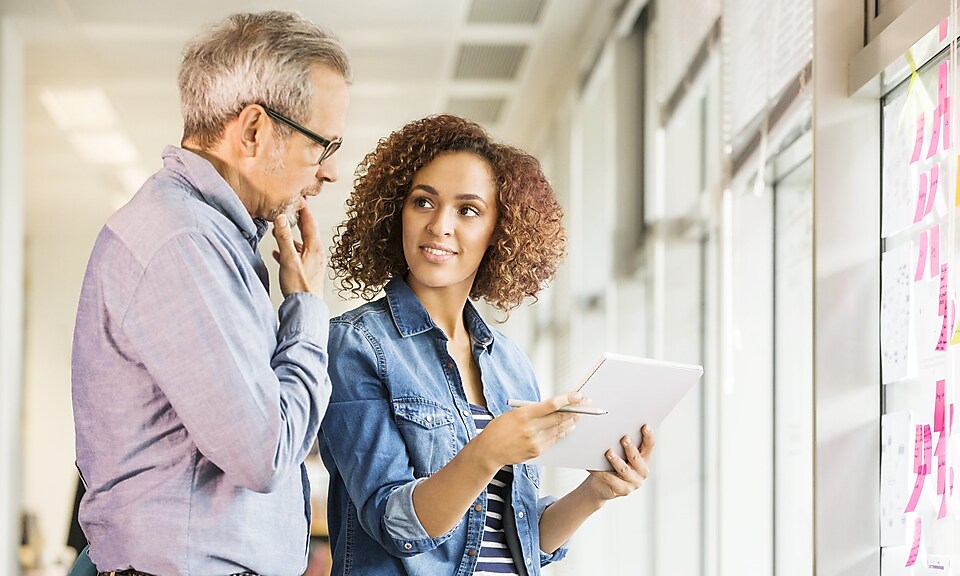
[68,131,139,165]
[39,88,118,130]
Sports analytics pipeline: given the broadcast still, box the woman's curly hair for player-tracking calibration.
[329,114,566,314]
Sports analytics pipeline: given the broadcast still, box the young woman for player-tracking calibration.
[319,114,653,575]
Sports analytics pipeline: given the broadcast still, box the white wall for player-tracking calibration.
[0,15,24,576]
[812,0,881,573]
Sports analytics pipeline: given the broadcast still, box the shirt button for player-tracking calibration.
[474,504,482,512]
[241,231,249,238]
[404,543,413,550]
[445,362,453,369]
[425,415,433,422]
[518,511,524,518]
[467,549,476,556]
[462,408,470,417]
[526,558,532,565]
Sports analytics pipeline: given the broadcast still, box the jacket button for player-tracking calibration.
[462,408,470,417]
[518,511,524,518]
[467,549,476,556]
[474,504,482,512]
[425,415,433,422]
[404,543,412,550]
[526,558,532,565]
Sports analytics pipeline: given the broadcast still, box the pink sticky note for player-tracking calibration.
[936,380,947,432]
[915,173,930,222]
[941,61,950,104]
[938,262,947,311]
[906,518,922,567]
[917,231,929,282]
[938,438,948,494]
[932,227,943,280]
[912,114,926,163]
[906,472,926,513]
[927,165,940,217]
[938,315,949,350]
[916,424,925,473]
[944,97,952,149]
[939,450,948,489]
[925,425,934,472]
[930,105,943,158]
[942,17,950,41]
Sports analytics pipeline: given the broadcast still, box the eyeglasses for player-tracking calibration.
[260,104,342,165]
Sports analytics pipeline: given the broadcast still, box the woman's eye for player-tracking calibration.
[414,197,432,208]
[460,206,480,217]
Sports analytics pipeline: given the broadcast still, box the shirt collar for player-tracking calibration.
[385,278,495,350]
[161,145,268,245]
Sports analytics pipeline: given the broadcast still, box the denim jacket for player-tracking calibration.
[319,278,569,575]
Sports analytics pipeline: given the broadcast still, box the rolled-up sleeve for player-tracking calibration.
[122,232,330,493]
[321,321,454,557]
[536,496,570,565]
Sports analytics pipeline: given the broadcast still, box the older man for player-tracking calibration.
[71,11,350,576]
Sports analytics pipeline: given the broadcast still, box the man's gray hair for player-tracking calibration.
[179,10,352,149]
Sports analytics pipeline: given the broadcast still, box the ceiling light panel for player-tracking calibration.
[467,0,545,24]
[454,44,527,80]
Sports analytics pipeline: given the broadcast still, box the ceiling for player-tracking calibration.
[5,0,619,235]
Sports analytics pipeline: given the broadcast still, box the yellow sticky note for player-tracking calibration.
[956,153,960,206]
[951,303,960,345]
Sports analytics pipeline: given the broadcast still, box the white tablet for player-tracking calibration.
[531,352,703,470]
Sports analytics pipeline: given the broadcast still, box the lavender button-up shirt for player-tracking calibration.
[72,145,331,576]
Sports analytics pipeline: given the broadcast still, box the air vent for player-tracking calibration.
[467,0,545,24]
[454,44,527,80]
[446,96,506,124]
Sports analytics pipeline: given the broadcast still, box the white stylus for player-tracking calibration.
[506,399,608,415]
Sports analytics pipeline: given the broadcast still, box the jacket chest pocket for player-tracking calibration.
[392,398,457,477]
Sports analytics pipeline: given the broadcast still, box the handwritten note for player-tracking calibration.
[882,243,915,383]
[907,424,926,513]
[882,411,914,547]
[885,94,923,236]
[930,106,943,159]
[940,61,950,105]
[915,173,929,223]
[936,380,946,432]
[913,113,926,164]
[932,227,942,281]
[926,165,940,217]
[916,232,929,282]
[906,516,922,566]
[944,97,952,150]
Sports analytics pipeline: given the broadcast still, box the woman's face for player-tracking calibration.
[401,151,498,298]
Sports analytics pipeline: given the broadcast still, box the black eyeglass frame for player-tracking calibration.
[260,104,342,165]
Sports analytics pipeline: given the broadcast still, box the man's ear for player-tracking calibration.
[235,104,268,158]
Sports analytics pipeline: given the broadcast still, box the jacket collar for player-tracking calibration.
[384,277,494,350]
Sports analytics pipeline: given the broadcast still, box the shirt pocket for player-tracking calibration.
[522,463,541,490]
[392,397,457,478]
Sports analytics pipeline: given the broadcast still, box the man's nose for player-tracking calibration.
[316,154,339,184]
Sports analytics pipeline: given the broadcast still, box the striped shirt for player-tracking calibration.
[470,404,521,575]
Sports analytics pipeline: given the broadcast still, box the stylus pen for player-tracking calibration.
[506,399,608,415]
